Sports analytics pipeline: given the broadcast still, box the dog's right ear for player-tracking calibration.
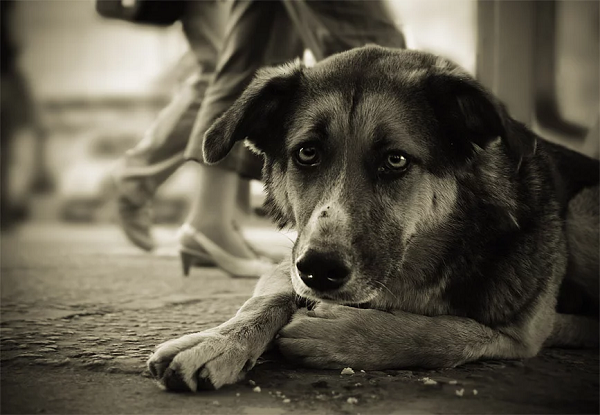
[203,60,304,164]
[426,69,537,168]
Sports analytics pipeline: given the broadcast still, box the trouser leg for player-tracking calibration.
[283,0,405,60]
[118,0,227,192]
[119,78,204,190]
[114,1,228,250]
[183,0,303,180]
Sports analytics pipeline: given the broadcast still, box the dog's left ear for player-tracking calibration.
[203,60,304,164]
[426,71,537,166]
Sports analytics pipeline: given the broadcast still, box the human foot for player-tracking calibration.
[113,174,155,252]
[191,220,258,260]
[178,224,274,278]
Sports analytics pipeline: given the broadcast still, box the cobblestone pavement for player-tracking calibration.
[1,224,598,414]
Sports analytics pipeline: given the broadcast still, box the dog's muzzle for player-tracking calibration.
[295,249,350,291]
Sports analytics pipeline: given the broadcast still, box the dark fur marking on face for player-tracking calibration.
[349,81,364,127]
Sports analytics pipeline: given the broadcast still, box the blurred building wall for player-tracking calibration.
[389,0,477,73]
[12,0,595,140]
[555,0,599,127]
[12,0,188,100]
[13,0,477,101]
[5,0,596,225]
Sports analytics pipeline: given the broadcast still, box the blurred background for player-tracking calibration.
[1,0,598,231]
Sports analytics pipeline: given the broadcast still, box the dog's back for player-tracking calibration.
[542,141,600,317]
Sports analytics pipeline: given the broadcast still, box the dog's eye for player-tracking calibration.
[380,152,410,173]
[295,146,321,166]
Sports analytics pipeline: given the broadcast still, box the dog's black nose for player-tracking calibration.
[296,250,350,291]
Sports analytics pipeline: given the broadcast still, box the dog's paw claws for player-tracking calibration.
[147,331,252,392]
[163,367,192,393]
[147,358,170,380]
[195,367,216,391]
[243,358,256,372]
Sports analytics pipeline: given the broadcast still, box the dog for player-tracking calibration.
[147,45,599,392]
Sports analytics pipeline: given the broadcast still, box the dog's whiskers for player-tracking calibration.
[374,281,398,302]
[278,233,297,244]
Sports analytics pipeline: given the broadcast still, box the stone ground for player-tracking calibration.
[1,223,598,414]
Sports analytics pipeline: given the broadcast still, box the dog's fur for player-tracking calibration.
[147,46,599,392]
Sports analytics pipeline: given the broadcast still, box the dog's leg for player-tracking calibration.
[278,303,585,369]
[558,186,599,316]
[147,261,296,391]
[544,313,599,348]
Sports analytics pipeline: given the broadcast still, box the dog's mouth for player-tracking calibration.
[294,295,371,310]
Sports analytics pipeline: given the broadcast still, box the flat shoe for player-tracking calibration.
[112,172,155,252]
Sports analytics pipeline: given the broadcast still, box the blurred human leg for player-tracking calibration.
[113,1,226,251]
[185,164,252,258]
[1,0,53,228]
[178,1,302,276]
[0,57,47,228]
[113,78,204,250]
[283,0,406,60]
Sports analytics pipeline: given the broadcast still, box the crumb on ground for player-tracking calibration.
[420,377,438,385]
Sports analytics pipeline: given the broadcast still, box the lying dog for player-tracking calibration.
[147,46,599,392]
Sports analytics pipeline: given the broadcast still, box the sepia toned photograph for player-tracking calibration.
[1,0,598,413]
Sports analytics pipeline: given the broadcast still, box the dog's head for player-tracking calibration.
[204,46,536,309]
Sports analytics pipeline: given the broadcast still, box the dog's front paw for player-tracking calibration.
[147,329,254,392]
[277,304,379,369]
